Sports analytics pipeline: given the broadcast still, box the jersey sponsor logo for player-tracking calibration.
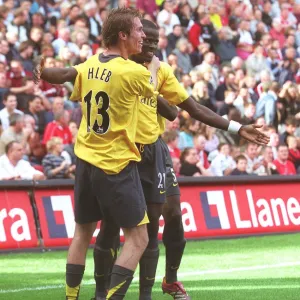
[140,96,157,108]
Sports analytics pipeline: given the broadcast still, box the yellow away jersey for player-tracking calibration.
[136,62,189,144]
[70,54,154,174]
[157,62,189,135]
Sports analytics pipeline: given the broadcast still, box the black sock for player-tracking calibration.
[65,264,85,300]
[94,246,115,298]
[165,240,186,283]
[139,248,159,299]
[163,215,186,284]
[106,265,134,300]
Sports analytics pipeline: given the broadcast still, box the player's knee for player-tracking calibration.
[165,195,182,218]
[96,220,120,249]
[128,225,149,252]
[73,222,97,245]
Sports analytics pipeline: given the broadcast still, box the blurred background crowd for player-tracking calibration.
[0,0,299,180]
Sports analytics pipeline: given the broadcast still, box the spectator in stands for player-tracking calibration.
[43,110,72,146]
[244,142,264,174]
[172,157,181,177]
[270,20,285,48]
[17,41,34,73]
[172,38,192,74]
[0,113,31,156]
[287,135,300,172]
[218,90,236,117]
[24,114,46,164]
[25,96,47,136]
[246,45,269,81]
[195,52,219,90]
[262,1,273,27]
[215,71,236,102]
[256,81,280,126]
[280,116,297,145]
[157,0,180,35]
[178,118,200,150]
[231,56,244,71]
[84,1,102,43]
[0,141,45,180]
[168,24,183,50]
[52,27,80,56]
[230,155,249,176]
[194,134,210,169]
[155,35,172,62]
[277,82,300,126]
[273,144,296,175]
[6,8,28,43]
[7,60,31,88]
[213,26,239,64]
[259,146,278,175]
[233,85,252,117]
[163,129,180,159]
[28,27,43,56]
[42,137,75,179]
[210,143,236,176]
[179,147,212,176]
[236,20,254,60]
[0,93,23,130]
[191,80,215,111]
[242,103,256,125]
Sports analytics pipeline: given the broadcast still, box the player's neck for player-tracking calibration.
[105,45,129,60]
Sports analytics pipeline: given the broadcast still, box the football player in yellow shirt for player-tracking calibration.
[34,8,161,300]
[92,19,270,300]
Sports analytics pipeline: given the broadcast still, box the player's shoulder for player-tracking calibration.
[159,62,173,75]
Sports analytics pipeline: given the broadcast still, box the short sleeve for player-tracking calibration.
[159,63,189,105]
[129,64,156,98]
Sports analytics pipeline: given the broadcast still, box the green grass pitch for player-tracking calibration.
[1,233,300,300]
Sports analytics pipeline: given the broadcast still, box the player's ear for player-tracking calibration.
[119,31,128,41]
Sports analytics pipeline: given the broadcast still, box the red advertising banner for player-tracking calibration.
[34,189,101,248]
[34,182,300,248]
[175,183,300,239]
[0,190,38,250]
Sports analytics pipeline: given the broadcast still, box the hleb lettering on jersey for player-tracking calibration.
[88,67,112,82]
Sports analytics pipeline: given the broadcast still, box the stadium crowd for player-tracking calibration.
[0,0,299,180]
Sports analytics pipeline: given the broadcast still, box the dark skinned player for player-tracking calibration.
[92,19,270,300]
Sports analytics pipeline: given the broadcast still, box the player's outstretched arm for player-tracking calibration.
[178,97,270,146]
[33,56,78,85]
[157,95,178,121]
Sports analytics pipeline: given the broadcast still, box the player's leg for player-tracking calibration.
[138,141,166,300]
[93,162,149,300]
[107,223,149,300]
[93,220,120,299]
[66,222,97,300]
[160,138,190,299]
[66,158,101,300]
[139,203,163,300]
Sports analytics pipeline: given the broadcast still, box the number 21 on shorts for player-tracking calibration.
[158,172,166,190]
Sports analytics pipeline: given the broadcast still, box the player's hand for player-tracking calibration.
[33,56,45,85]
[239,125,270,145]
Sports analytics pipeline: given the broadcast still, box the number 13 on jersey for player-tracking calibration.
[84,90,110,135]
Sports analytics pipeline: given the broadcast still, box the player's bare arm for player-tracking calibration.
[33,56,78,85]
[178,97,270,146]
[157,95,178,121]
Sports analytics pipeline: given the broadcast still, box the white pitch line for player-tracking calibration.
[1,261,300,294]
